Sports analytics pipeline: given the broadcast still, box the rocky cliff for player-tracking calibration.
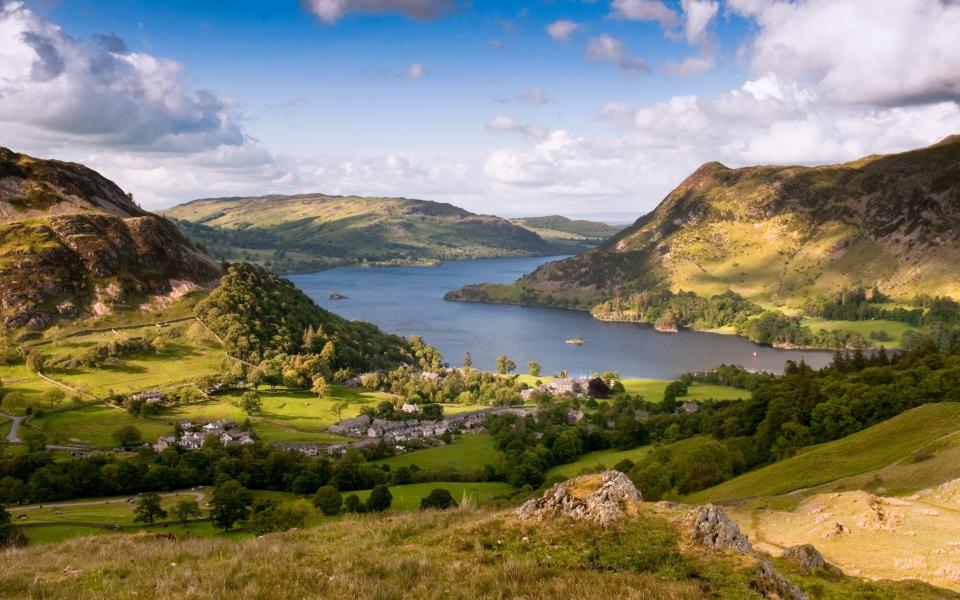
[0,148,220,330]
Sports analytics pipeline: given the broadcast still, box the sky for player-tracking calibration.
[1,0,959,220]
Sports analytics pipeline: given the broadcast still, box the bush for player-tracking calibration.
[420,488,457,510]
[343,494,365,514]
[313,485,342,515]
[365,485,392,512]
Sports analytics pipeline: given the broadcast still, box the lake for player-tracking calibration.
[289,256,832,379]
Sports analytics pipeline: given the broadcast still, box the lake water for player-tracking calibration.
[289,256,832,379]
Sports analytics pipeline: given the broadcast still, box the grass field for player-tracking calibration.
[0,363,71,415]
[376,435,499,471]
[801,317,917,349]
[31,405,174,447]
[353,482,516,510]
[546,446,654,479]
[50,328,228,396]
[686,403,960,504]
[160,386,389,444]
[513,374,748,403]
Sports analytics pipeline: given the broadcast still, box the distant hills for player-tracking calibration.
[163,195,597,273]
[0,148,220,331]
[451,136,960,310]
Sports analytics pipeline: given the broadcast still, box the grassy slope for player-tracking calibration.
[31,405,174,447]
[685,403,960,504]
[800,318,917,349]
[353,482,516,510]
[376,435,499,471]
[514,374,748,403]
[163,195,559,271]
[1,502,947,599]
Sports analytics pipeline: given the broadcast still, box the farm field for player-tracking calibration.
[45,321,228,396]
[513,374,748,403]
[353,482,516,511]
[800,317,917,349]
[376,435,499,471]
[0,363,71,415]
[685,403,960,504]
[31,405,174,447]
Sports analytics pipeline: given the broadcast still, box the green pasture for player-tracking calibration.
[376,435,499,471]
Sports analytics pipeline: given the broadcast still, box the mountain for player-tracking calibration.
[509,215,622,252]
[450,136,960,311]
[163,194,560,273]
[0,148,220,331]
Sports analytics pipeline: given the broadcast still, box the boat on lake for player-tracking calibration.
[565,336,585,345]
[329,293,348,300]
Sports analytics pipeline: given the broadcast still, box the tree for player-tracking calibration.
[527,362,541,377]
[133,492,168,524]
[112,425,143,447]
[311,376,330,398]
[365,484,392,512]
[237,392,262,415]
[210,479,253,531]
[172,498,202,525]
[20,428,47,453]
[586,377,612,399]
[420,488,457,510]
[331,400,349,422]
[343,494,365,513]
[313,485,343,515]
[0,506,26,549]
[495,355,516,375]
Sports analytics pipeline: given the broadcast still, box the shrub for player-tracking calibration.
[313,486,343,516]
[420,489,457,510]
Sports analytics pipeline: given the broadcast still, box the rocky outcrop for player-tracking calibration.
[782,544,838,573]
[516,471,642,527]
[686,503,753,553]
[0,149,220,330]
[754,558,810,600]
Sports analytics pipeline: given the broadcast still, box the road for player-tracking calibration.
[1,412,23,443]
[14,490,206,512]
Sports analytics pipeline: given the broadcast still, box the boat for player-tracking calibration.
[329,293,348,300]
[565,336,585,345]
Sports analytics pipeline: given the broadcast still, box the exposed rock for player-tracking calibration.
[516,470,642,527]
[687,503,752,553]
[753,558,810,600]
[0,148,221,330]
[783,544,838,573]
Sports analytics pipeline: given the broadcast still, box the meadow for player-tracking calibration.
[800,317,917,349]
[685,403,960,504]
[513,374,749,403]
[376,435,499,471]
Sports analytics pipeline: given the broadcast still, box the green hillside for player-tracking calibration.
[449,137,960,349]
[164,194,563,273]
[509,215,621,252]
[685,403,960,504]
[0,148,220,333]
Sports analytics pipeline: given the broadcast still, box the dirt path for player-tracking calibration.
[1,412,23,443]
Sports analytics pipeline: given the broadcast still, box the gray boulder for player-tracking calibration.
[687,503,752,553]
[516,470,642,527]
[754,559,810,600]
[783,544,840,574]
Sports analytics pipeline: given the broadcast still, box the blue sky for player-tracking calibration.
[2,1,959,218]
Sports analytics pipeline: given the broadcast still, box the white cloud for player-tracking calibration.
[585,34,649,72]
[304,0,455,24]
[407,63,426,79]
[484,116,546,139]
[518,86,549,105]
[680,0,719,45]
[732,0,960,106]
[0,2,244,152]
[610,0,679,29]
[663,54,715,77]
[546,19,579,42]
